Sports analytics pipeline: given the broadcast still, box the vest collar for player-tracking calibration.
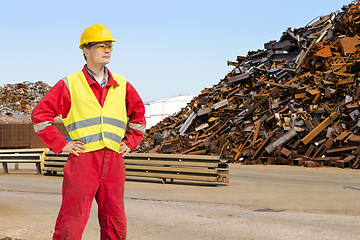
[82,65,119,87]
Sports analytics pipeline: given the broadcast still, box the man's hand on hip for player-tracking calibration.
[62,141,85,156]
[119,142,131,157]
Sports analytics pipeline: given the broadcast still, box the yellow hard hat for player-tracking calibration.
[79,24,116,49]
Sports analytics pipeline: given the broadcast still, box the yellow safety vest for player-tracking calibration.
[62,70,127,153]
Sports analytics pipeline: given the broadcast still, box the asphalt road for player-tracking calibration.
[1,164,360,240]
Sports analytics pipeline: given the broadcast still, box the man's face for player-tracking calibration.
[83,41,112,65]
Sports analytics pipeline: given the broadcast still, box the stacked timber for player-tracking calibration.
[125,153,228,183]
[0,148,45,174]
[139,1,360,169]
[43,151,69,174]
[43,151,229,183]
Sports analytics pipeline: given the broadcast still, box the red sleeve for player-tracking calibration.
[122,82,146,151]
[31,80,71,154]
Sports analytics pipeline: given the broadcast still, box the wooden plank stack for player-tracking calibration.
[43,151,69,174]
[0,148,45,174]
[138,1,360,169]
[43,151,229,183]
[125,153,228,183]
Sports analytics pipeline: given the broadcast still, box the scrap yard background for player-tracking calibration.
[1,0,360,239]
[140,2,360,170]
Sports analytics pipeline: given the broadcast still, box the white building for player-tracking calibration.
[144,95,194,129]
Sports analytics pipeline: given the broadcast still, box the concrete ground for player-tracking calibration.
[0,164,360,240]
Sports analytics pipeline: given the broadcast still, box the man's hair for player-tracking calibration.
[82,44,92,61]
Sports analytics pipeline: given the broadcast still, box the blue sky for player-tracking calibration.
[0,0,351,102]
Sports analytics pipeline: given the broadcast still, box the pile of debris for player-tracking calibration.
[0,81,51,122]
[139,1,360,169]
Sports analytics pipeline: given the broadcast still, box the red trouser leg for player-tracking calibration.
[52,149,127,240]
[96,150,127,239]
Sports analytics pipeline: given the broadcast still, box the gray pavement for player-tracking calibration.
[0,164,360,239]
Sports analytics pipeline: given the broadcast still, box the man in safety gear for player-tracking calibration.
[32,24,146,239]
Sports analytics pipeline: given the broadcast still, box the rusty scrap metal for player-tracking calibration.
[0,81,51,122]
[138,1,360,169]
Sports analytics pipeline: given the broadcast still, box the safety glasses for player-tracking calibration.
[87,42,113,51]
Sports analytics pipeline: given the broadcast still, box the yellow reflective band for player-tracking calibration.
[104,131,123,143]
[103,117,127,130]
[66,117,127,133]
[76,133,103,144]
[66,117,101,133]
[75,132,123,145]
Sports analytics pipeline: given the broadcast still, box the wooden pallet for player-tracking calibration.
[43,152,229,183]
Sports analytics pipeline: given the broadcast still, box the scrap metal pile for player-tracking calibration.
[139,1,360,168]
[0,81,51,122]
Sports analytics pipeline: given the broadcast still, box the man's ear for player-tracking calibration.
[82,48,89,61]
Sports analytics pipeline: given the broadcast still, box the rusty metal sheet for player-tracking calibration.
[315,45,332,58]
[339,35,360,55]
[0,124,29,148]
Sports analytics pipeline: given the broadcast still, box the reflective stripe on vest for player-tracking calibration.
[62,70,127,153]
[66,117,126,133]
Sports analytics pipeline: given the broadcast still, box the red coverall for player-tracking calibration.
[31,66,146,240]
